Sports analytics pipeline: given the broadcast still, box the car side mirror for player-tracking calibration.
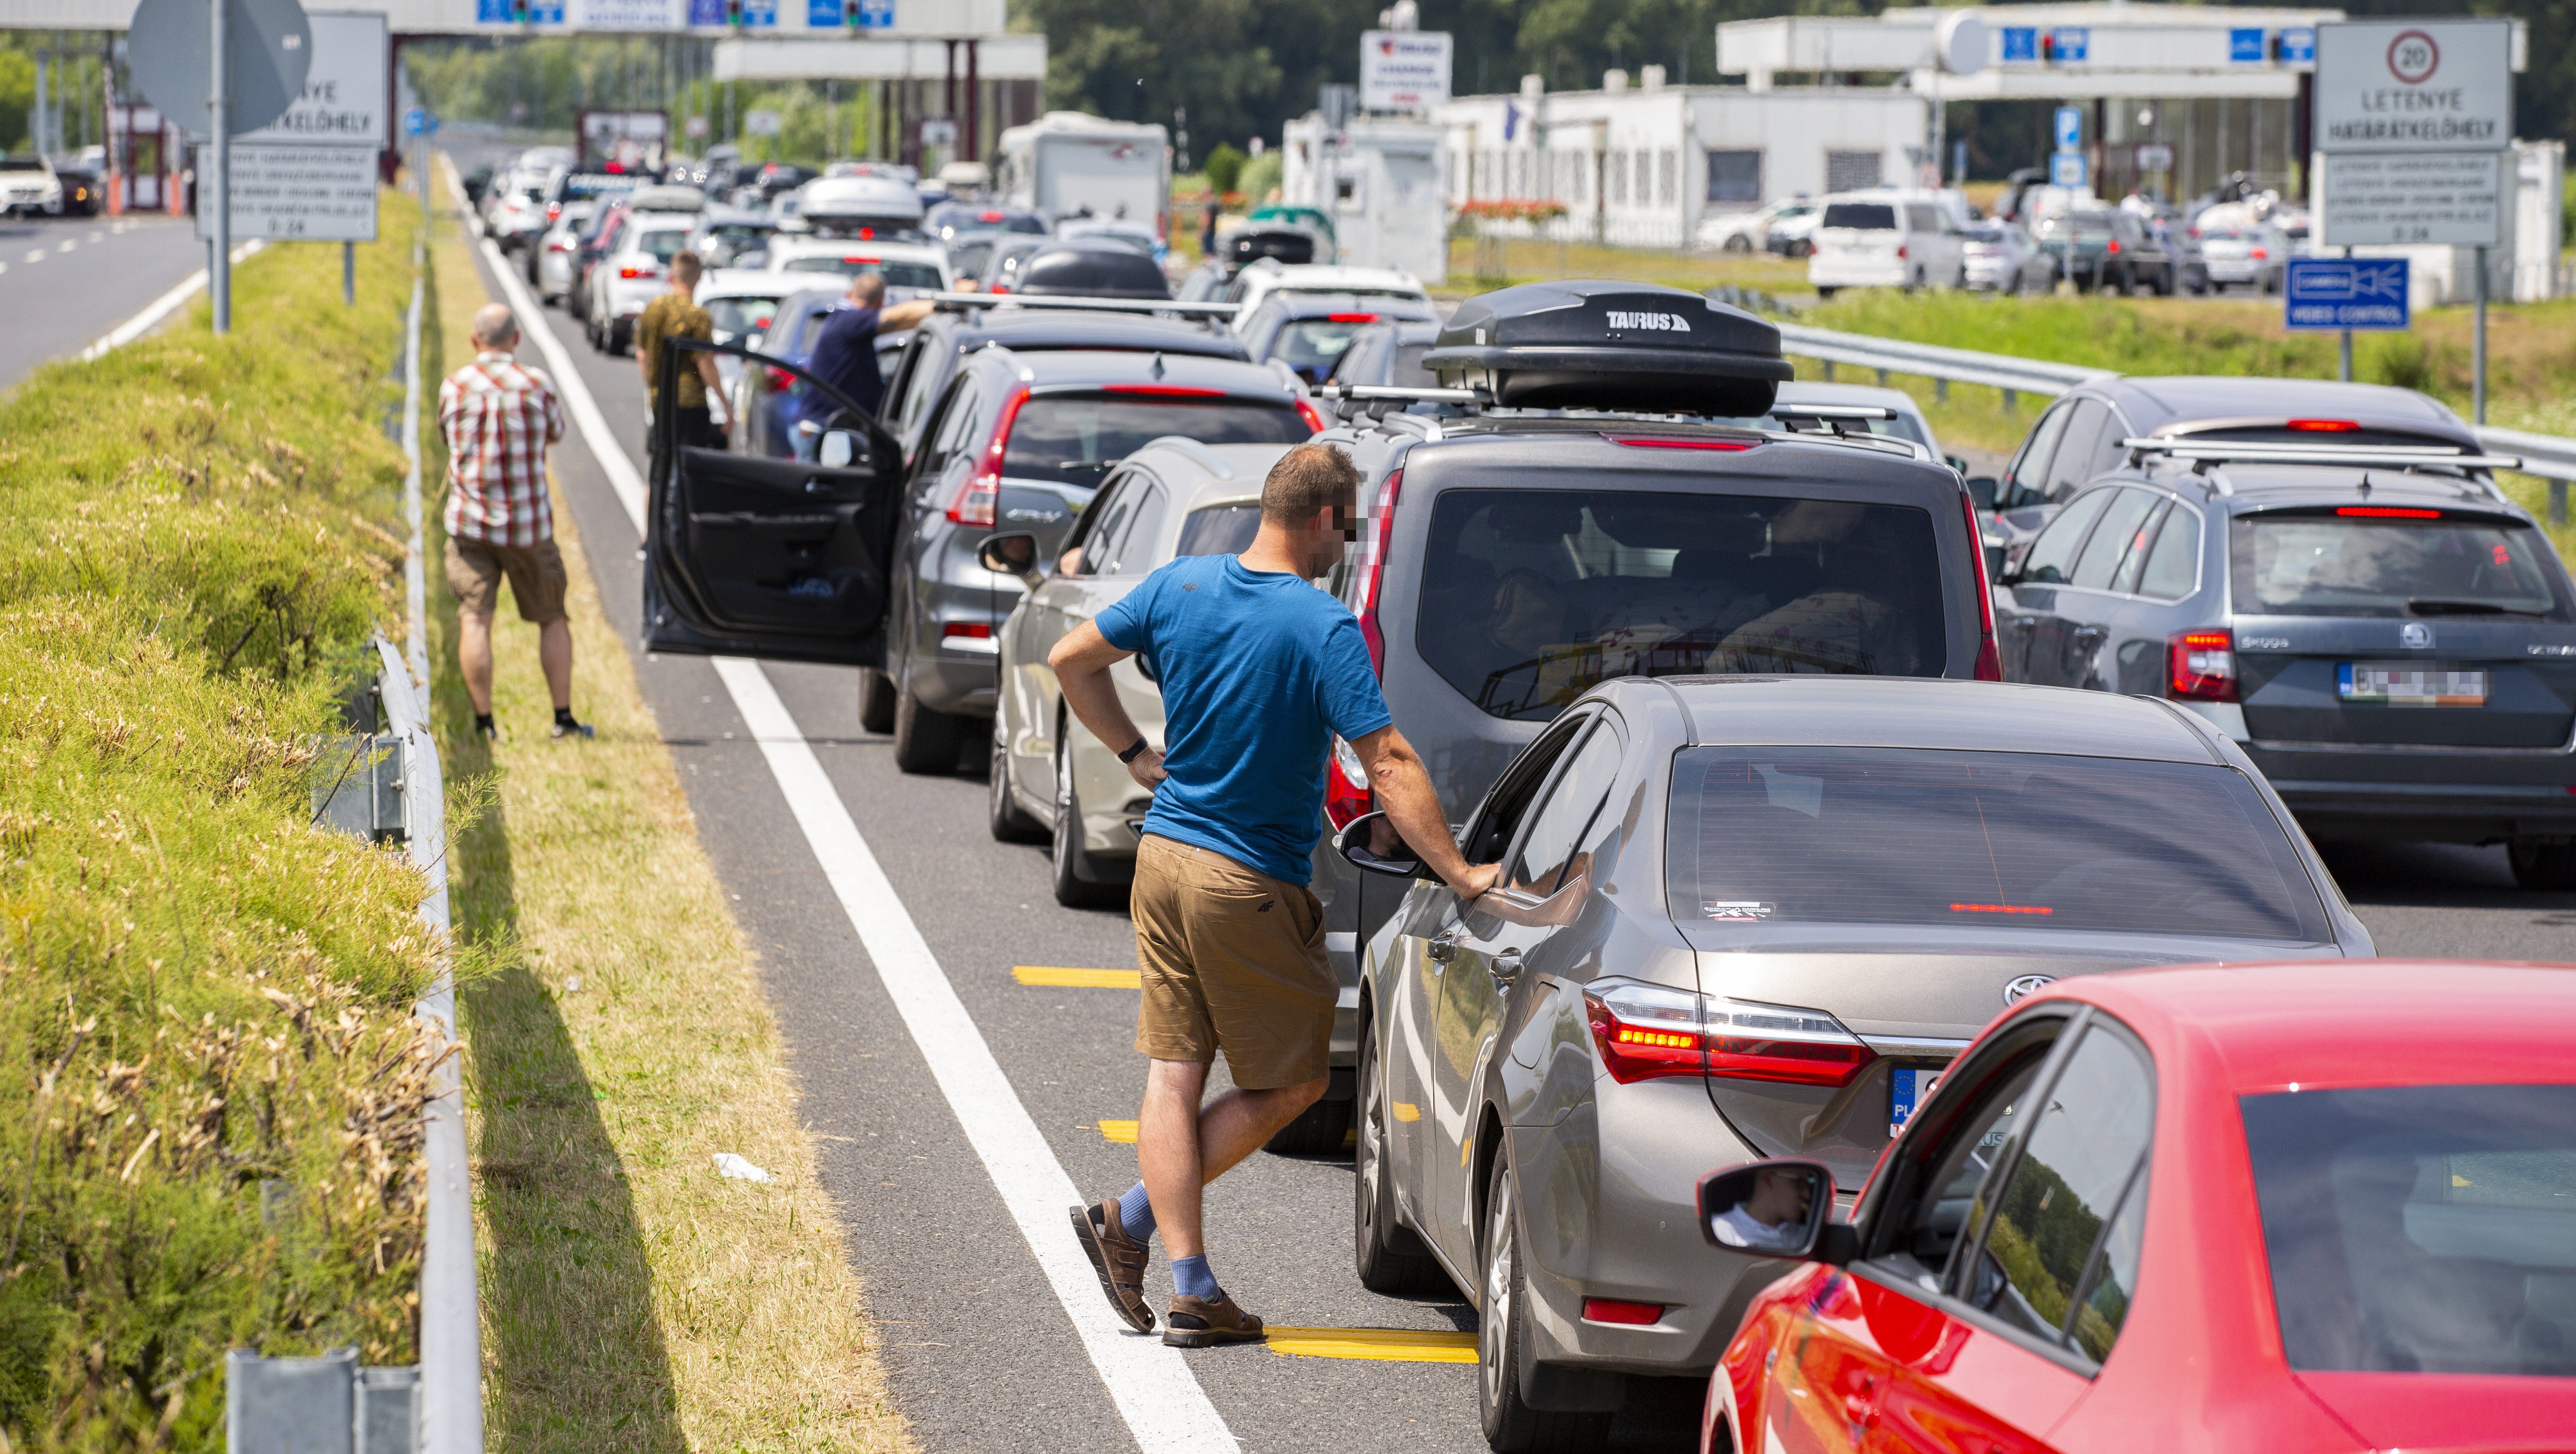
[1333,810,1435,881]
[1965,475,1999,510]
[818,429,862,469]
[1696,1158,1852,1264]
[977,531,1043,582]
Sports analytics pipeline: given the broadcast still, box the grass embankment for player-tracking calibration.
[0,205,443,1447]
[420,165,910,1452]
[1435,234,1810,298]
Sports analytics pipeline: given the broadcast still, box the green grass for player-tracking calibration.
[0,198,444,1449]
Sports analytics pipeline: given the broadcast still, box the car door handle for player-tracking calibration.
[1489,947,1523,983]
[1426,939,1457,964]
[2072,624,2106,642]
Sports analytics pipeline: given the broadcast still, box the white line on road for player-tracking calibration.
[78,239,268,361]
[57,239,75,252]
[465,202,1242,1453]
[23,250,43,264]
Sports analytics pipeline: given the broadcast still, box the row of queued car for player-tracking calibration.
[602,170,2576,1449]
[0,147,106,217]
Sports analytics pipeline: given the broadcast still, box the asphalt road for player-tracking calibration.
[0,212,210,390]
[456,206,2573,1454]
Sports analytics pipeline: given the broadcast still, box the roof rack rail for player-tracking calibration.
[2124,437,2523,472]
[927,291,1242,318]
[1313,383,1484,404]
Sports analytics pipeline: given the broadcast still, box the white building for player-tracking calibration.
[1280,115,1450,283]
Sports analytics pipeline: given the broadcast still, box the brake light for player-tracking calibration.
[765,366,796,393]
[980,210,1004,221]
[549,236,574,251]
[1326,312,1380,323]
[1960,489,2003,681]
[1354,469,1403,672]
[2250,247,2268,260]
[1603,435,1755,451]
[990,283,1011,295]
[941,622,992,639]
[546,202,562,221]
[2288,419,2359,432]
[1583,982,1874,1087]
[2106,239,2121,254]
[2337,506,2443,518]
[843,255,880,265]
[1325,735,1372,830]
[1101,384,1227,397]
[1582,1299,1664,1326]
[950,385,1031,527]
[2168,629,2237,701]
[1295,396,1327,434]
[858,226,875,240]
[1896,243,1908,259]
[619,264,660,279]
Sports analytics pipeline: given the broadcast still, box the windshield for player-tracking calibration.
[2243,1083,2576,1377]
[704,295,782,337]
[1665,746,2329,940]
[638,230,691,262]
[1417,489,1947,721]
[0,155,45,172]
[1268,318,1374,382]
[2231,511,2570,620]
[780,256,945,288]
[1823,203,1897,231]
[1001,396,1310,484]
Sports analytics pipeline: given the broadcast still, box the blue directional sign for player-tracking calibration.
[2054,106,2082,152]
[2277,26,2315,63]
[2049,26,2089,62]
[403,107,439,137]
[2049,151,2087,188]
[2229,28,2265,63]
[2284,257,2410,332]
[2001,26,2037,62]
[474,0,561,21]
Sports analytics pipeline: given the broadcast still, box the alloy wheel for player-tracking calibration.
[1481,1173,1515,1410]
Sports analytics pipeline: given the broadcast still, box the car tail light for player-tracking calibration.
[546,202,562,221]
[1353,469,1403,672]
[949,384,1031,528]
[1295,396,1327,434]
[980,210,1004,221]
[619,264,660,279]
[2337,505,2443,518]
[1584,981,1875,1087]
[1325,735,1372,830]
[1326,312,1380,323]
[764,366,796,394]
[858,226,876,241]
[1895,242,1908,259]
[990,283,1011,295]
[1603,435,1755,451]
[843,255,880,266]
[1960,489,2003,681]
[2168,629,2237,701]
[2250,248,2268,260]
[549,236,574,251]
[942,622,992,640]
[2288,418,2359,432]
[1582,1299,1664,1326]
[2106,239,2121,254]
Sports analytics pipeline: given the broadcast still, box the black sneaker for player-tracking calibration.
[550,717,594,740]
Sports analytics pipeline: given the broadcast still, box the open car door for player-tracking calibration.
[642,336,905,667]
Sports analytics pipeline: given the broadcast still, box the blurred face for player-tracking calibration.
[1745,1167,1815,1227]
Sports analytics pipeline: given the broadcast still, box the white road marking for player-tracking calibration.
[467,208,1242,1453]
[57,239,75,253]
[23,250,44,264]
[78,239,268,361]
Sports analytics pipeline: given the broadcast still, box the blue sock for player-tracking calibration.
[1170,1253,1222,1302]
[1115,1181,1157,1243]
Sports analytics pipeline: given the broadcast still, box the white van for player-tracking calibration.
[994,112,1170,234]
[1808,190,1969,297]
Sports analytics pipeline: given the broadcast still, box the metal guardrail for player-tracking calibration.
[2473,423,2576,525]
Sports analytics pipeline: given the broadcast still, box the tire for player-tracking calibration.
[1478,1152,1613,1453]
[987,723,1045,843]
[609,319,632,355]
[1814,285,1838,300]
[1354,1021,1447,1294]
[1787,239,1811,259]
[891,681,963,774]
[1266,1094,1353,1156]
[1723,234,1750,253]
[857,668,896,733]
[1050,742,1127,909]
[2509,839,2576,891]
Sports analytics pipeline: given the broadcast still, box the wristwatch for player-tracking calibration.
[1117,737,1151,764]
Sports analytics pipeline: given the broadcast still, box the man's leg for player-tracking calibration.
[1138,1059,1328,1261]
[458,611,496,715]
[538,617,574,711]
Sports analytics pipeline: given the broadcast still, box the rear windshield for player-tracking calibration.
[1823,203,1896,231]
[2243,1083,2576,1377]
[2230,510,2571,620]
[1416,489,1947,721]
[554,174,631,201]
[781,256,945,289]
[1665,746,2329,940]
[637,230,691,262]
[704,295,782,337]
[1002,397,1309,484]
[1269,319,1373,381]
[1176,503,1263,558]
[701,222,771,245]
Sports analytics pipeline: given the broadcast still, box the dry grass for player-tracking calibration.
[419,179,911,1454]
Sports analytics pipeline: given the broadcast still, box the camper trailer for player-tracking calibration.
[1281,115,1448,283]
[995,112,1170,236]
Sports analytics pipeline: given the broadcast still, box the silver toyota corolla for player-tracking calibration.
[1342,673,2373,1449]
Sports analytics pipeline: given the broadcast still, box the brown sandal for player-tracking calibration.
[1070,1200,1156,1333]
[1163,1292,1266,1348]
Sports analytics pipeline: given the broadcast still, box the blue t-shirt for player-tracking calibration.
[1095,553,1392,885]
[804,305,884,420]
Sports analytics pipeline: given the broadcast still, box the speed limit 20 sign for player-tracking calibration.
[2313,18,2513,154]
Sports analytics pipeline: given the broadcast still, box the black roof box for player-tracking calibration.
[1422,280,1790,414]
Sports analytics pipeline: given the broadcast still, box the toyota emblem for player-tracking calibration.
[2401,622,2435,649]
[2003,974,2057,1006]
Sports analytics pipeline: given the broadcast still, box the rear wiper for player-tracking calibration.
[1054,461,1117,477]
[2406,598,2547,618]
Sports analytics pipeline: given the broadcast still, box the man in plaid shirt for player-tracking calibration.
[442,303,592,740]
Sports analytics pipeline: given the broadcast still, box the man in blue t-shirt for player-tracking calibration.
[799,272,931,455]
[1052,443,1496,1348]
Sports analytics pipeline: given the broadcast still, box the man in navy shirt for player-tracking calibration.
[1053,444,1496,1348]
[801,271,932,445]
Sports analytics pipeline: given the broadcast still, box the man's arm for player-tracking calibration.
[1352,725,1497,902]
[877,298,936,333]
[1047,619,1164,790]
[694,351,726,410]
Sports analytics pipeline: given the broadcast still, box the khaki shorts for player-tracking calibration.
[444,535,569,625]
[1130,835,1335,1090]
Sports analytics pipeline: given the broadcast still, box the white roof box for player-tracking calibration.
[798,175,925,227]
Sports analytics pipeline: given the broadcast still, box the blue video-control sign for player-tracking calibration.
[2284,257,2410,331]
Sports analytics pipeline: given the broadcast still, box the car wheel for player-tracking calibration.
[891,680,963,773]
[857,667,897,734]
[1814,285,1837,300]
[1050,740,1126,909]
[2509,838,2576,891]
[1353,1021,1446,1294]
[609,320,633,355]
[1723,234,1750,253]
[1478,1151,1613,1453]
[1789,239,1812,258]
[987,722,1045,843]
[1265,1094,1353,1156]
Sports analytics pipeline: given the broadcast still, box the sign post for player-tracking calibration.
[2050,105,2085,193]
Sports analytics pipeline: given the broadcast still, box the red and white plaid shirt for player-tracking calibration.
[440,351,565,547]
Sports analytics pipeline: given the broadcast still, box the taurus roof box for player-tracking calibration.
[1421,280,1790,414]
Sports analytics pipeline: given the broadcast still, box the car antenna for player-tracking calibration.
[2357,472,2372,498]
[1150,351,1166,382]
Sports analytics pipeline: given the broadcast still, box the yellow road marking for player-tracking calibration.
[1097,1120,1138,1143]
[1016,966,1142,989]
[1265,1326,1478,1363]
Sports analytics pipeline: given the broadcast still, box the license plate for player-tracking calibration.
[2339,662,2488,707]
[1890,1067,1943,1139]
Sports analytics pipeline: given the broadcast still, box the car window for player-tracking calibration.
[1960,1022,2154,1363]
[638,230,690,262]
[2016,488,2113,585]
[2229,510,2572,621]
[1070,474,1137,577]
[1463,714,1591,865]
[2241,1082,2576,1377]
[2112,500,2172,594]
[1101,483,1168,576]
[1824,202,1897,231]
[1175,503,1262,558]
[2042,400,2115,500]
[1505,721,1623,897]
[912,378,979,499]
[1905,203,1940,233]
[1890,1054,2048,1285]
[1417,489,1948,722]
[2003,403,2075,505]
[1664,745,2333,941]
[1268,318,1379,383]
[2070,488,2157,590]
[2135,504,2201,600]
[1001,397,1309,486]
[703,294,782,338]
[780,255,945,288]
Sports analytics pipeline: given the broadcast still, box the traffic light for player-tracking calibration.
[725,0,743,24]
[842,0,862,24]
[510,0,530,22]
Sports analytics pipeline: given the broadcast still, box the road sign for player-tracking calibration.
[2313,19,2512,155]
[685,113,709,139]
[236,12,386,149]
[2284,256,2410,331]
[1358,30,1452,112]
[2001,27,2035,63]
[744,108,781,137]
[1319,82,1356,130]
[195,142,378,240]
[2053,106,2081,152]
[128,0,314,139]
[919,118,956,147]
[2049,151,2086,188]
[2316,151,2504,247]
[403,106,438,135]
[2230,28,2264,63]
[2134,142,2175,172]
[2277,27,2316,63]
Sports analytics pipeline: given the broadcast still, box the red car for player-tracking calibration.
[1698,960,2576,1454]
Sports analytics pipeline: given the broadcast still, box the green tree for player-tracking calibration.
[1203,140,1247,196]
